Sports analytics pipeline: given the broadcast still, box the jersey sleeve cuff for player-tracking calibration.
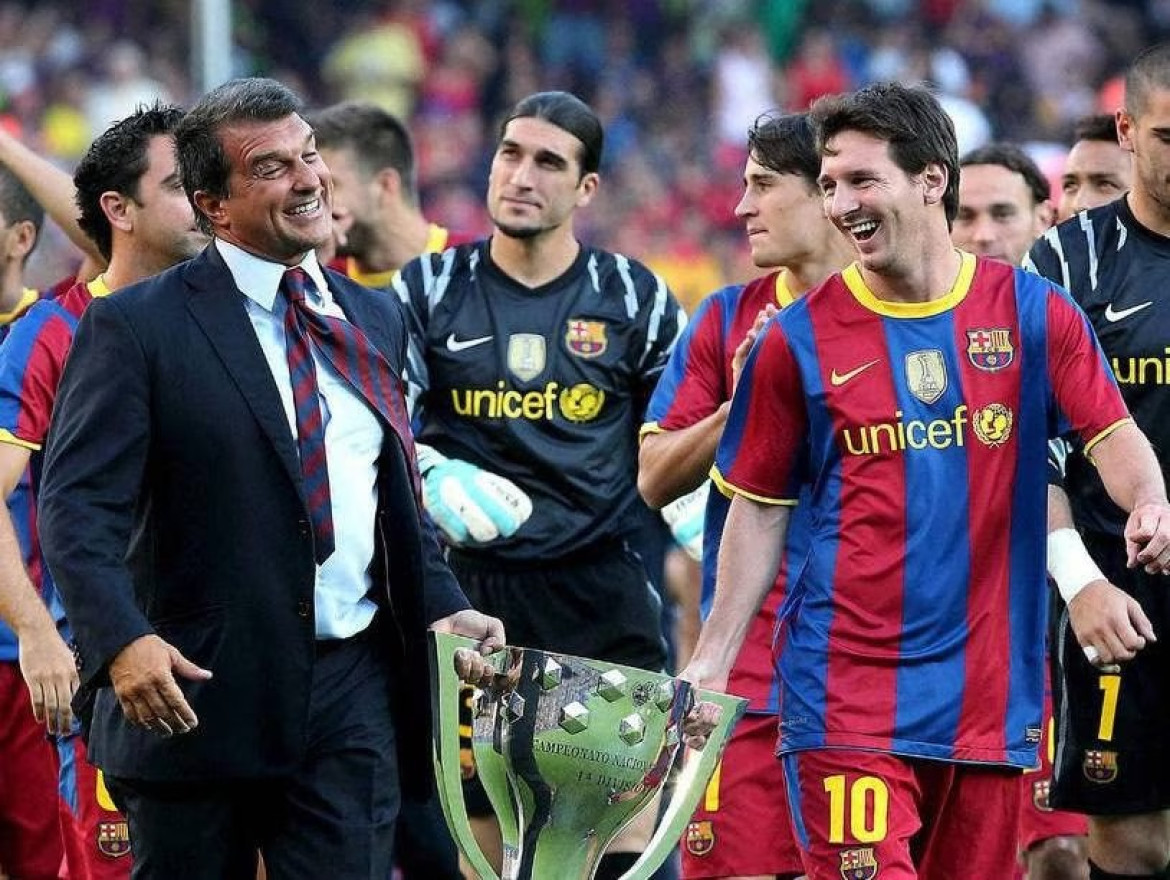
[0,428,40,451]
[1083,417,1133,463]
[710,466,797,506]
[638,422,663,440]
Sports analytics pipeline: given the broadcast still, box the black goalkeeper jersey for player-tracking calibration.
[1025,196,1170,536]
[394,241,684,561]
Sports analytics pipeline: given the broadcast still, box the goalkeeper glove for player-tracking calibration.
[416,444,533,545]
[661,482,708,562]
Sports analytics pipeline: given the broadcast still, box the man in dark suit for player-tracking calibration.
[37,77,501,880]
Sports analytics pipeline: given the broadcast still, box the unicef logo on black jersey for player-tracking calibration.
[559,384,605,422]
[449,381,606,423]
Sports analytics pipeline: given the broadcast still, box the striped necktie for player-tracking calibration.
[279,267,420,563]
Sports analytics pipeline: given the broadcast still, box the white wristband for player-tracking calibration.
[1047,528,1105,604]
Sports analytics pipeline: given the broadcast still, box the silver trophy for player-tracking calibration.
[431,632,746,880]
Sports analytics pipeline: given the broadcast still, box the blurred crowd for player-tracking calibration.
[5,0,1166,306]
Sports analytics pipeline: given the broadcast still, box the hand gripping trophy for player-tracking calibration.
[431,633,746,880]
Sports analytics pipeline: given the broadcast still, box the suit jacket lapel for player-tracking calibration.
[183,247,304,493]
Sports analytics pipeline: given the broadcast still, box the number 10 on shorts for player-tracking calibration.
[823,774,890,843]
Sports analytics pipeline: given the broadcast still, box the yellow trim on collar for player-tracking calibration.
[0,288,38,324]
[775,270,797,308]
[88,275,113,298]
[424,223,449,254]
[842,251,975,318]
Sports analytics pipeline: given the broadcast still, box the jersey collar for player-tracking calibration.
[842,250,975,318]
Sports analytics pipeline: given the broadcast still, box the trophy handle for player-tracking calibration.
[431,632,503,880]
[617,689,747,880]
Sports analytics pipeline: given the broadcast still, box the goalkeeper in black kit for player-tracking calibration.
[393,91,685,880]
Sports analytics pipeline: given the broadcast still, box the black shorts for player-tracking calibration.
[1050,530,1170,814]
[447,539,667,672]
[448,539,667,817]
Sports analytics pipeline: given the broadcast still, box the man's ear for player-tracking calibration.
[576,171,599,209]
[5,219,37,262]
[922,162,948,206]
[99,190,133,233]
[374,167,402,202]
[192,190,224,231]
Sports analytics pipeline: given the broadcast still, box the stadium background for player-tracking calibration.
[4,0,1159,307]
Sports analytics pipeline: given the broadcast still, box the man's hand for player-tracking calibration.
[109,635,212,737]
[675,658,730,751]
[661,482,708,562]
[1125,501,1170,574]
[1067,579,1156,666]
[730,304,777,391]
[18,624,79,735]
[430,609,506,687]
[417,445,532,545]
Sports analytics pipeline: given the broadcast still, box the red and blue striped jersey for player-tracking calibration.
[0,278,105,661]
[714,254,1129,768]
[642,271,801,714]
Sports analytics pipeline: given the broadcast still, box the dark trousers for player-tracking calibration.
[107,631,400,880]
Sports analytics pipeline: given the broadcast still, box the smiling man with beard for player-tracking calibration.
[680,82,1170,880]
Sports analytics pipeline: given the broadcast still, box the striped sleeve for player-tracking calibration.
[0,302,77,450]
[641,288,732,435]
[713,319,807,504]
[1045,285,1130,454]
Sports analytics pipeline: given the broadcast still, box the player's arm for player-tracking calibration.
[1086,422,1170,574]
[639,408,728,510]
[1048,476,1154,666]
[0,440,78,734]
[0,127,104,268]
[683,494,789,691]
[679,322,805,744]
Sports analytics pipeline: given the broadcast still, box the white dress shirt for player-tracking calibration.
[217,240,381,639]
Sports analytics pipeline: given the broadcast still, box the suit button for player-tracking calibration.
[297,601,311,619]
[298,519,310,538]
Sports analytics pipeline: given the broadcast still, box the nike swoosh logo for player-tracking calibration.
[1103,301,1153,323]
[446,333,493,352]
[830,359,880,387]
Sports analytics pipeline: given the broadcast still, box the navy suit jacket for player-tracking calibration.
[39,245,468,793]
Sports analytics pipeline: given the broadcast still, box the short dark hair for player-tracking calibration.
[747,112,820,189]
[176,77,303,234]
[810,82,960,226]
[500,91,603,176]
[1126,42,1170,118]
[74,101,185,260]
[959,142,1050,208]
[0,166,43,262]
[309,101,418,205]
[1072,113,1119,145]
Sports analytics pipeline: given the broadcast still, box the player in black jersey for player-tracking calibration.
[1025,43,1170,880]
[393,91,684,880]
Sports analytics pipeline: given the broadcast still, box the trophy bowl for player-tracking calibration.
[431,632,747,880]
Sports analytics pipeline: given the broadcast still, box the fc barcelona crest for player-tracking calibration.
[839,846,879,880]
[966,328,1014,371]
[507,333,546,382]
[1083,749,1119,784]
[685,820,716,856]
[905,349,947,404]
[1032,778,1054,811]
[565,319,608,358]
[97,819,131,858]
